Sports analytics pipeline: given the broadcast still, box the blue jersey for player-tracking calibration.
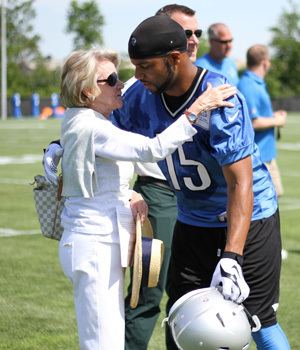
[195,54,239,86]
[238,70,276,162]
[113,70,277,227]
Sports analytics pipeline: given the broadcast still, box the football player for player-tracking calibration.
[113,15,290,350]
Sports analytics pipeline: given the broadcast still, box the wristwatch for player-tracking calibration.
[184,110,198,124]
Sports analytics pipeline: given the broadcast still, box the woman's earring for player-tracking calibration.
[89,95,95,102]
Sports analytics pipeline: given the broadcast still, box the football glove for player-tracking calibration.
[43,142,63,185]
[210,254,250,304]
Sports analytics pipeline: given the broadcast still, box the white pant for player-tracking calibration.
[59,231,125,350]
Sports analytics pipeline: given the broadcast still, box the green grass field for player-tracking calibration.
[0,115,299,349]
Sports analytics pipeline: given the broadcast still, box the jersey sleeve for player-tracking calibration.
[94,115,196,162]
[210,91,255,166]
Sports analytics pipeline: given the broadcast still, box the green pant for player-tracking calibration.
[125,179,177,350]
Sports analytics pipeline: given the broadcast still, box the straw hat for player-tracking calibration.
[130,214,164,309]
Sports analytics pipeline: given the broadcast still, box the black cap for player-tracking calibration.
[128,15,187,59]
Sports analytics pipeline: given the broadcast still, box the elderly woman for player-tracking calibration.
[57,48,236,350]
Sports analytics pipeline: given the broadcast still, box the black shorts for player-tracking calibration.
[166,210,282,327]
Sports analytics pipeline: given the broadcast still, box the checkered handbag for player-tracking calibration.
[33,175,65,240]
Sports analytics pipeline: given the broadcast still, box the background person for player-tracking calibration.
[156,4,201,63]
[238,44,287,196]
[114,15,290,350]
[195,22,239,86]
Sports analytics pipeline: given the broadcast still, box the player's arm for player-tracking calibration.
[211,156,253,304]
[222,155,253,255]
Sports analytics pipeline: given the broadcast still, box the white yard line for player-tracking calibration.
[280,205,300,212]
[279,197,300,212]
[281,171,300,177]
[286,119,300,125]
[278,143,300,151]
[0,228,40,237]
[0,178,33,185]
[0,124,47,130]
[0,154,42,165]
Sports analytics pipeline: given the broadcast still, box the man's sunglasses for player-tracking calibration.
[212,38,233,45]
[97,72,118,87]
[185,29,202,38]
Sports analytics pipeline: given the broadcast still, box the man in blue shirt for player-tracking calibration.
[195,23,239,86]
[115,15,290,350]
[238,44,287,196]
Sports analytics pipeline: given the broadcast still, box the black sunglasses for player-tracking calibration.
[212,38,233,45]
[97,72,118,87]
[185,29,202,38]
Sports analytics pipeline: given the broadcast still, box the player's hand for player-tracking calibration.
[188,82,236,115]
[43,143,63,185]
[210,257,250,304]
[130,191,148,223]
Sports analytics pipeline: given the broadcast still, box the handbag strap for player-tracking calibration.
[57,175,63,201]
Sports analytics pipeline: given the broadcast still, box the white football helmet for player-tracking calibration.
[166,287,259,350]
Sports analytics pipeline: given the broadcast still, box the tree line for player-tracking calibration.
[1,0,299,99]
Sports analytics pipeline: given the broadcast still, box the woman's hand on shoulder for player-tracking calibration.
[188,82,236,116]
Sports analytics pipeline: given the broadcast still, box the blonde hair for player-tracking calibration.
[60,48,120,108]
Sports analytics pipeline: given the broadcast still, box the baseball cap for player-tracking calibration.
[128,15,187,59]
